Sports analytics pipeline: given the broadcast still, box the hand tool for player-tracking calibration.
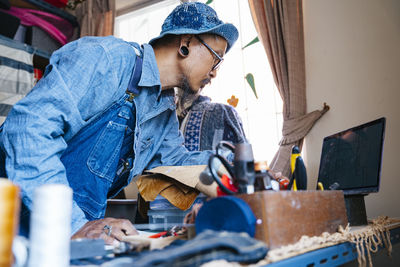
[207,141,256,195]
[216,174,238,196]
[133,223,195,231]
[269,170,290,190]
[254,161,273,191]
[288,146,307,190]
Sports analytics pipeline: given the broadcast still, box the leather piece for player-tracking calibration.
[136,174,199,210]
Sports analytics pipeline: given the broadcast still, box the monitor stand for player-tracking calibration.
[344,194,368,226]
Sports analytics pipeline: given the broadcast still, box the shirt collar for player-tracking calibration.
[138,43,162,95]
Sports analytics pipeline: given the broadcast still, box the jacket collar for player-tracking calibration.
[138,43,162,97]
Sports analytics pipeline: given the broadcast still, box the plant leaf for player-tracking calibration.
[245,73,258,99]
[206,0,213,4]
[242,36,259,49]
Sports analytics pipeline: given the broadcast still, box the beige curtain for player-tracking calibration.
[72,0,116,37]
[248,0,329,177]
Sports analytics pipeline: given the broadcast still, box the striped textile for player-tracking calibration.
[0,43,34,123]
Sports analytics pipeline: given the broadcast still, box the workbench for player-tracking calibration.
[71,222,400,267]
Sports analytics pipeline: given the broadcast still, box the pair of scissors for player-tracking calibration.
[208,141,237,195]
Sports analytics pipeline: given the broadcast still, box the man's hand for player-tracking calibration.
[71,217,138,245]
[183,203,203,224]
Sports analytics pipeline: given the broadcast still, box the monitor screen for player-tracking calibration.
[317,117,385,195]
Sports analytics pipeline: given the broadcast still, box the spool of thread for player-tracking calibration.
[28,184,72,267]
[0,178,20,267]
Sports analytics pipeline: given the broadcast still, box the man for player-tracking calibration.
[0,2,238,244]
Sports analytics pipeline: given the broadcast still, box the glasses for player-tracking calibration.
[195,35,224,71]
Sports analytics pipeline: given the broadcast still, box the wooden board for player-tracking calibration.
[238,190,348,249]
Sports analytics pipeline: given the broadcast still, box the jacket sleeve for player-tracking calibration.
[221,104,247,144]
[1,38,128,234]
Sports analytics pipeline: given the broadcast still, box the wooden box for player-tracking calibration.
[238,190,348,249]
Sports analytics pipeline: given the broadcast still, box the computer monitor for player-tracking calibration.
[317,117,385,195]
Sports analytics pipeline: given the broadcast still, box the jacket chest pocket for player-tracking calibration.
[87,121,126,182]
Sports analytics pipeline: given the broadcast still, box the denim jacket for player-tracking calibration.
[0,36,212,234]
[180,95,247,151]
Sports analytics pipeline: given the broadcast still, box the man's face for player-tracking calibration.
[179,34,228,94]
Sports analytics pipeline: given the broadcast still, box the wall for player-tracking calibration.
[303,0,400,218]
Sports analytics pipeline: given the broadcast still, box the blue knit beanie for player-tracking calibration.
[149,2,239,53]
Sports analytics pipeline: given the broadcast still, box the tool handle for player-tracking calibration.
[317,182,324,190]
[294,157,307,190]
[208,154,236,195]
[216,141,235,156]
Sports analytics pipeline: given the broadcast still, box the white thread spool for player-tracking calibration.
[28,184,72,267]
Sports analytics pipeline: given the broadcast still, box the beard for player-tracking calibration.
[175,75,204,119]
[178,76,197,108]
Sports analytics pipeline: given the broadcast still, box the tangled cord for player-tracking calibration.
[350,216,398,267]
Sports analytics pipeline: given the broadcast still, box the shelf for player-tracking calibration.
[9,0,79,27]
[0,34,51,59]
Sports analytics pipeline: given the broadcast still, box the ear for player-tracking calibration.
[180,34,193,47]
[178,34,193,57]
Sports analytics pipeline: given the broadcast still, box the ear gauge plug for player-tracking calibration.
[180,46,189,56]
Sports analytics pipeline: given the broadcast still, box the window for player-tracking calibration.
[115,0,283,163]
